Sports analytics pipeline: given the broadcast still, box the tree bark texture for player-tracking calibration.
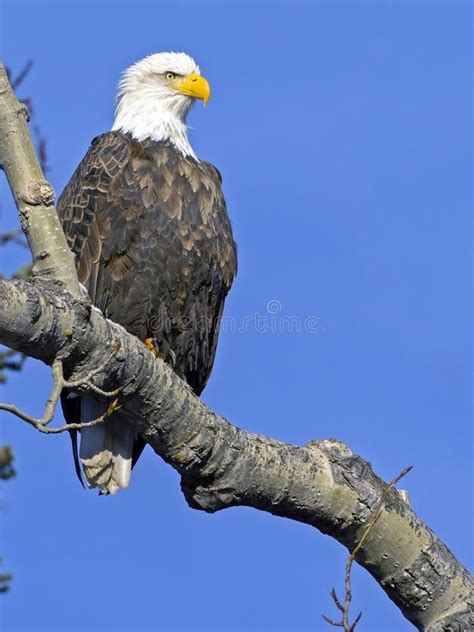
[0,61,80,295]
[0,59,472,631]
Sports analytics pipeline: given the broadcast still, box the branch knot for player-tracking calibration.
[22,179,55,206]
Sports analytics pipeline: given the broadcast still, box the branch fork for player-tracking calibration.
[0,343,122,434]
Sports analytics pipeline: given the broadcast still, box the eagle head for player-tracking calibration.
[112,52,211,157]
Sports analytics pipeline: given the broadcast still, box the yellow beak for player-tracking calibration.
[176,73,210,105]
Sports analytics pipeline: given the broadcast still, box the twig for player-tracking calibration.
[0,229,28,248]
[0,343,122,434]
[322,465,413,631]
[0,358,64,427]
[10,60,33,90]
[5,61,49,173]
[65,343,121,389]
[35,413,110,435]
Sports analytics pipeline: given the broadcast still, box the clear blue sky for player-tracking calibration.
[0,2,472,631]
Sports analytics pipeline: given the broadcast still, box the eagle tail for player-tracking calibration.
[79,394,135,495]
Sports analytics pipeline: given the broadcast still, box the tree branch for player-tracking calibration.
[0,58,472,631]
[0,59,80,295]
[0,278,472,631]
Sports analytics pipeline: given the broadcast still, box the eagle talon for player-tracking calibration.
[169,349,176,367]
[145,337,161,357]
[107,398,121,415]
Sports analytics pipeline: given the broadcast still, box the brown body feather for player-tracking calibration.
[58,131,237,489]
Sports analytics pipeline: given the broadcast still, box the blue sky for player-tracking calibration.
[0,1,472,631]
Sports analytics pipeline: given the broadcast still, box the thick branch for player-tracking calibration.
[0,278,471,632]
[0,59,80,296]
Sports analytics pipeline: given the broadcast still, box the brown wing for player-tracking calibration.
[57,132,237,394]
[57,132,133,305]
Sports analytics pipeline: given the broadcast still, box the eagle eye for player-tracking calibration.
[164,71,177,81]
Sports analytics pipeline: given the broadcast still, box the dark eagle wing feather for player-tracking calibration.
[57,131,237,395]
[58,132,132,306]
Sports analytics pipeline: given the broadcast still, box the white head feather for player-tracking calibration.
[112,52,204,158]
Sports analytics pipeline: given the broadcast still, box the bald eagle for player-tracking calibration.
[58,52,237,494]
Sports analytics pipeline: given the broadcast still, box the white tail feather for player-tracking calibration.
[79,394,135,494]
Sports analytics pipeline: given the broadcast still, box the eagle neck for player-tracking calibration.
[112,95,197,159]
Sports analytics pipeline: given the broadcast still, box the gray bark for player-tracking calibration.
[0,61,80,296]
[0,59,472,631]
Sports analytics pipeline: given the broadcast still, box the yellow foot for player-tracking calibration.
[107,398,122,415]
[145,337,163,359]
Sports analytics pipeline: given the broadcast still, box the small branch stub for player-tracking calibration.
[23,178,55,206]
